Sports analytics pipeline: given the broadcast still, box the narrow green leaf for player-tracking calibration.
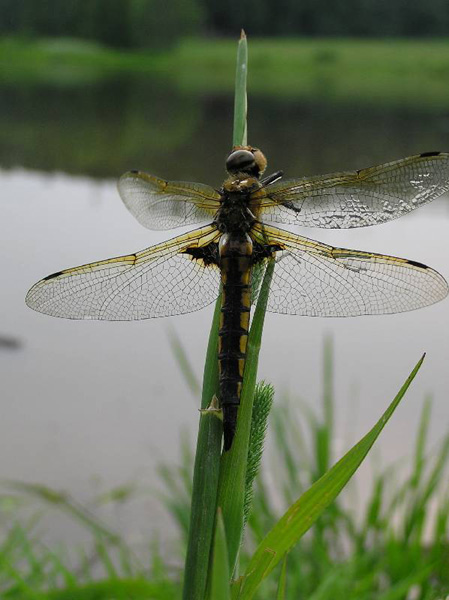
[209,510,231,600]
[5,481,120,543]
[218,260,275,574]
[276,555,288,599]
[232,30,248,147]
[182,296,222,600]
[316,336,334,477]
[236,354,425,600]
[411,395,431,489]
[167,325,201,397]
[376,563,435,600]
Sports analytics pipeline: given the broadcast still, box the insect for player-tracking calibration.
[26,147,449,449]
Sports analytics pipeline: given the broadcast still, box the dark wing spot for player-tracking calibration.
[130,169,139,174]
[252,241,283,264]
[182,243,219,267]
[407,259,428,269]
[420,151,441,158]
[43,270,63,281]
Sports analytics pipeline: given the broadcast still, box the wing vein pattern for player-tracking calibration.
[252,223,448,317]
[118,172,220,230]
[258,153,449,228]
[26,226,221,320]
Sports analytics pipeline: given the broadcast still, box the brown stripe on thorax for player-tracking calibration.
[218,233,253,450]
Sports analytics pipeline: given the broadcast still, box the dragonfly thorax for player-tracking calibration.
[215,184,257,234]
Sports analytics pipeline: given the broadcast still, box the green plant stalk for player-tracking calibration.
[183,32,250,599]
[209,509,232,600]
[217,260,275,573]
[276,555,288,599]
[232,30,248,147]
[182,297,222,600]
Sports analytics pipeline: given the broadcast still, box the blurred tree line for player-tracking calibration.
[1,0,449,48]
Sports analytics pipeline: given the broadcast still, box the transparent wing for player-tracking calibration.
[26,226,221,320]
[251,223,448,317]
[256,152,449,229]
[118,171,221,230]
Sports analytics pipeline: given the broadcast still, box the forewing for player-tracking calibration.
[251,223,448,317]
[26,226,221,320]
[118,171,221,230]
[257,152,449,229]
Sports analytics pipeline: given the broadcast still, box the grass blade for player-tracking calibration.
[232,30,248,147]
[235,354,425,599]
[276,555,288,599]
[182,297,222,600]
[167,326,201,397]
[208,510,231,600]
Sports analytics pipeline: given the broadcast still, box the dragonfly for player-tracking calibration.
[26,147,449,450]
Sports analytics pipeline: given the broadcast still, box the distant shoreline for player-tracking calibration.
[1,36,449,110]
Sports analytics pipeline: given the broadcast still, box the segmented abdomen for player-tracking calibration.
[218,233,252,450]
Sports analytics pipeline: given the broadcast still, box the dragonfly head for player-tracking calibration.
[226,146,267,178]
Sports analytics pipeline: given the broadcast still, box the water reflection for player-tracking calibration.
[1,78,448,181]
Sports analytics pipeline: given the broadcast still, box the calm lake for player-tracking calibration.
[1,75,449,547]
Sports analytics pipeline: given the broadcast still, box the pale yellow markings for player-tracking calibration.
[241,268,252,310]
[241,290,251,309]
[240,311,250,330]
[240,269,251,285]
[239,335,248,354]
[238,358,246,378]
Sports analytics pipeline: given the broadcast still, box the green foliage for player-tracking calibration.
[275,556,288,600]
[244,382,275,524]
[182,297,222,600]
[0,0,204,49]
[2,0,449,41]
[232,30,247,147]
[2,343,448,598]
[235,356,424,599]
[208,510,231,600]
[128,0,204,49]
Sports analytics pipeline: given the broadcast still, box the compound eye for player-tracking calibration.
[226,149,256,174]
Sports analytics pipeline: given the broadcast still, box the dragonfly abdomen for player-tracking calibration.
[218,233,253,451]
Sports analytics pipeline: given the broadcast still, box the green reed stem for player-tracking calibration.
[182,297,222,600]
[183,32,249,599]
[233,30,248,147]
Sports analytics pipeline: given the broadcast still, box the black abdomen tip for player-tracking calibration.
[223,405,238,451]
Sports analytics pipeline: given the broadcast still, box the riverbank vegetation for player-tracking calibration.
[2,366,448,598]
[1,36,449,112]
